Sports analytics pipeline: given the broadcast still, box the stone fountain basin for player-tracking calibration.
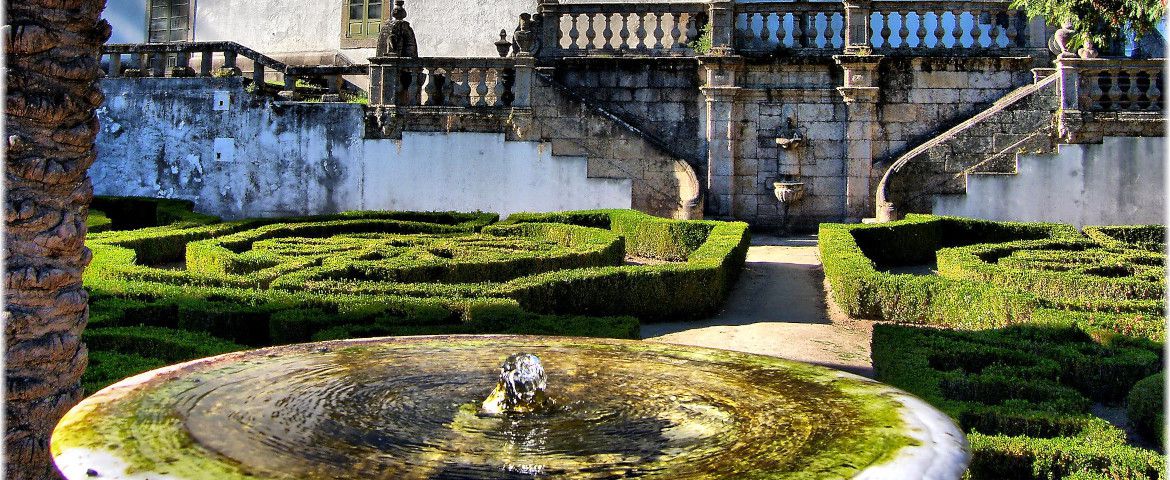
[53,335,969,479]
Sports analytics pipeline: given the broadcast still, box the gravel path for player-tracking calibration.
[641,234,876,378]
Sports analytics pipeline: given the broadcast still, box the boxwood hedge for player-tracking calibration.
[823,214,1166,479]
[874,324,1164,480]
[81,200,749,393]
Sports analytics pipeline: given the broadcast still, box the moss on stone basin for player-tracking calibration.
[53,336,967,479]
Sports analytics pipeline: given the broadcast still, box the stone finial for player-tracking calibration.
[391,0,407,20]
[495,29,512,57]
[376,0,418,57]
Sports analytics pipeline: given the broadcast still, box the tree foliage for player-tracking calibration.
[1011,0,1166,49]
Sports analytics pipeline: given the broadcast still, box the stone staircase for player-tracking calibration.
[879,71,1060,217]
[529,72,703,219]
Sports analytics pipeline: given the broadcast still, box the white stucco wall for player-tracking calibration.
[933,137,1166,226]
[94,78,631,219]
[362,133,630,216]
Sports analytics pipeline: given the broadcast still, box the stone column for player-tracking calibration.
[835,55,883,221]
[699,55,743,218]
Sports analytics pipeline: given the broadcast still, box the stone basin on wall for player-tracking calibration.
[52,335,970,479]
[774,180,806,205]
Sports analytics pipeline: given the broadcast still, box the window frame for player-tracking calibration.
[339,0,389,49]
[144,0,195,43]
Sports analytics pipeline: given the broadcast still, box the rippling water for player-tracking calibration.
[61,337,909,479]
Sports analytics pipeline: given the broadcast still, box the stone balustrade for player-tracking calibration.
[533,0,1046,58]
[867,1,1035,54]
[539,2,709,57]
[368,57,533,108]
[734,2,845,54]
[102,42,367,96]
[1060,59,1165,112]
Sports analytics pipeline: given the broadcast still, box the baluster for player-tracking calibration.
[913,12,927,48]
[492,68,506,106]
[423,68,440,106]
[951,10,965,48]
[1004,11,1018,47]
[1147,71,1162,112]
[758,13,770,49]
[685,12,699,45]
[199,49,212,76]
[877,12,891,48]
[1124,70,1140,111]
[669,13,683,49]
[500,67,516,107]
[988,12,1003,48]
[619,12,631,50]
[472,68,489,106]
[810,12,823,48]
[1088,70,1106,110]
[776,13,787,47]
[974,11,988,48]
[792,12,805,47]
[449,68,470,107]
[108,53,121,77]
[898,11,911,49]
[568,13,581,51]
[1106,69,1123,110]
[602,12,614,51]
[825,12,837,49]
[653,12,665,50]
[933,11,947,48]
[584,13,597,50]
[1079,74,1094,110]
[804,12,817,47]
[635,10,647,50]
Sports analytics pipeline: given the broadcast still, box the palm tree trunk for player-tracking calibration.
[5,1,110,478]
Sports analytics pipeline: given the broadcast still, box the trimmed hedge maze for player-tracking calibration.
[82,201,750,393]
[820,215,1166,479]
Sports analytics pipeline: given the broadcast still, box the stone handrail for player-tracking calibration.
[1058,58,1165,112]
[537,2,709,57]
[368,56,534,108]
[874,72,1060,221]
[866,0,1041,54]
[102,42,367,95]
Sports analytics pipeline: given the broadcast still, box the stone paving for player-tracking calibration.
[641,234,876,378]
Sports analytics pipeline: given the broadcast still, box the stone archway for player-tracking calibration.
[6,1,110,478]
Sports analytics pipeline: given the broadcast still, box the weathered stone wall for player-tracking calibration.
[725,56,1036,229]
[94,77,635,218]
[551,58,704,169]
[934,136,1166,226]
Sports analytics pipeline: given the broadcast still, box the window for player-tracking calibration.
[341,0,385,47]
[147,0,191,43]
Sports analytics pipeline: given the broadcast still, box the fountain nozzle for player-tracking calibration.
[481,353,551,415]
